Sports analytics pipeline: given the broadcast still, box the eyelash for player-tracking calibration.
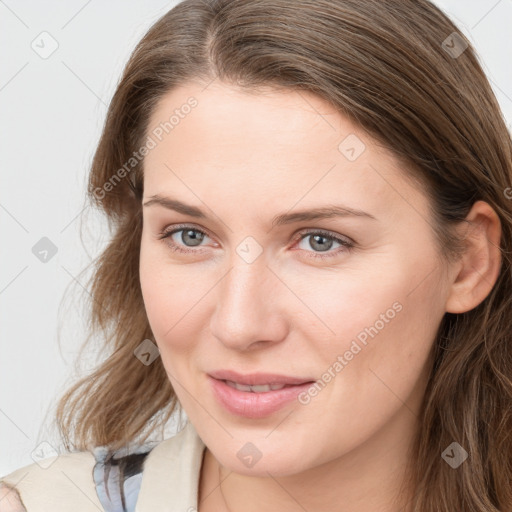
[157,224,354,260]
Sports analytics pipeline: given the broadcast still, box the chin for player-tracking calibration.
[211,436,315,478]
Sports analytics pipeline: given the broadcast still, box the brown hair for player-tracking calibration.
[53,0,512,509]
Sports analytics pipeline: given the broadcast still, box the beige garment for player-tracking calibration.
[0,421,207,512]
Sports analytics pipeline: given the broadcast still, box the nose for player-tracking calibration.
[209,255,289,351]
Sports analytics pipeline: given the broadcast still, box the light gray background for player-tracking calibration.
[1,0,511,476]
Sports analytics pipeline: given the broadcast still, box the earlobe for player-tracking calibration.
[445,200,502,314]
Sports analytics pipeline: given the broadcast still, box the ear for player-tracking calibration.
[445,200,502,314]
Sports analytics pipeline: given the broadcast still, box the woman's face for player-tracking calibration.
[139,80,454,476]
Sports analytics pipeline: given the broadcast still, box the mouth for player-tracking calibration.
[222,380,305,392]
[222,380,313,393]
[208,369,315,387]
[207,370,317,418]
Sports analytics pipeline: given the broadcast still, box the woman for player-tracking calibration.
[1,0,511,510]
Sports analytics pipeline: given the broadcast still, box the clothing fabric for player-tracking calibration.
[0,421,207,512]
[92,441,157,511]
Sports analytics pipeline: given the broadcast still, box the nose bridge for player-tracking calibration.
[210,246,285,349]
[220,232,269,303]
[219,249,270,319]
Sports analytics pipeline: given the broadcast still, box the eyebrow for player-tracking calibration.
[142,195,377,226]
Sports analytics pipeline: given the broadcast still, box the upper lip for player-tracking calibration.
[209,369,315,386]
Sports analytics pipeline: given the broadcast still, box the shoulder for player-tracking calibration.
[0,438,166,512]
[0,423,206,511]
[0,450,99,512]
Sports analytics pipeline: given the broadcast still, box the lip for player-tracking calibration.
[208,371,316,419]
[208,369,315,386]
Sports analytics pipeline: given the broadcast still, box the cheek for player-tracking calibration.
[139,241,182,346]
[310,250,444,387]
[323,266,444,422]
[287,263,404,354]
[139,241,213,355]
[139,269,196,387]
[362,273,444,384]
[295,265,444,456]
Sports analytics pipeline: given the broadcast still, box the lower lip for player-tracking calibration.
[208,376,315,419]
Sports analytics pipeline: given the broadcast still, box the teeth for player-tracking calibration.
[224,380,287,392]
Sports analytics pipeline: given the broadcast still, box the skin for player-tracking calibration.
[0,484,26,512]
[139,80,502,512]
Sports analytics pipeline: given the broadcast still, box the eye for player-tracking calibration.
[158,225,212,254]
[294,230,354,259]
[157,225,354,259]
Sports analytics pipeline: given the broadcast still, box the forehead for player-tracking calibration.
[142,80,431,224]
